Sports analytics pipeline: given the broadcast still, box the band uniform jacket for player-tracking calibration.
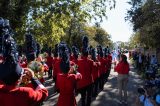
[77,56,94,89]
[57,73,82,106]
[0,83,48,106]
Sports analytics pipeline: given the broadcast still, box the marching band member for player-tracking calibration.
[53,42,75,92]
[104,47,110,81]
[53,44,60,81]
[71,46,79,64]
[56,42,82,106]
[97,45,108,90]
[77,36,94,106]
[91,48,100,97]
[46,47,53,78]
[0,17,48,106]
[107,50,112,77]
[24,33,45,86]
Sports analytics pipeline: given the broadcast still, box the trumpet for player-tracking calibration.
[20,61,44,86]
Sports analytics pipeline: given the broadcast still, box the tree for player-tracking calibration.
[128,32,141,49]
[62,18,86,48]
[94,27,111,46]
[85,26,98,47]
[61,20,113,49]
[126,0,160,49]
[0,0,116,47]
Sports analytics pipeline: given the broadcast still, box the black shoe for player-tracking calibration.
[118,100,123,105]
[48,75,52,79]
[123,101,127,105]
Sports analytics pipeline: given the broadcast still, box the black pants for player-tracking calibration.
[92,79,99,97]
[106,69,111,80]
[78,84,92,106]
[53,76,60,93]
[48,67,52,78]
[138,63,143,72]
[99,74,105,90]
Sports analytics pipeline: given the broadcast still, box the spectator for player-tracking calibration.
[115,54,130,104]
[137,52,144,72]
[145,53,151,70]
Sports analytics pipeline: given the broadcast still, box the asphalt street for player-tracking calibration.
[43,61,143,106]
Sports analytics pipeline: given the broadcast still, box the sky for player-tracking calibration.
[101,0,133,42]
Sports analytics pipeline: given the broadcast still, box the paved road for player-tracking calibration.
[90,65,143,106]
[43,62,143,106]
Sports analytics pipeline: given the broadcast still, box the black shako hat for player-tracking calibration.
[104,47,109,57]
[82,36,89,56]
[0,61,23,85]
[25,33,37,62]
[0,17,23,85]
[0,17,11,55]
[91,48,96,61]
[54,44,58,57]
[97,45,103,57]
[47,47,52,56]
[36,43,41,57]
[58,42,70,74]
[17,45,23,57]
[88,45,93,55]
[72,46,79,59]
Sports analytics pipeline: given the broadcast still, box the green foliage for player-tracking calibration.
[93,27,111,46]
[85,26,98,47]
[0,0,115,48]
[127,0,160,49]
[129,32,141,49]
[62,18,86,48]
[85,25,112,47]
[119,42,129,50]
[29,13,68,47]
[62,18,113,49]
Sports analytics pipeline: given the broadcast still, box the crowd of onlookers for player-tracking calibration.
[130,51,158,72]
[129,51,160,106]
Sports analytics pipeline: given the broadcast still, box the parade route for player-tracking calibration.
[1,1,160,106]
[90,65,143,106]
[43,61,143,106]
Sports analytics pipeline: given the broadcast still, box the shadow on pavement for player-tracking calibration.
[43,63,143,106]
[89,66,143,106]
